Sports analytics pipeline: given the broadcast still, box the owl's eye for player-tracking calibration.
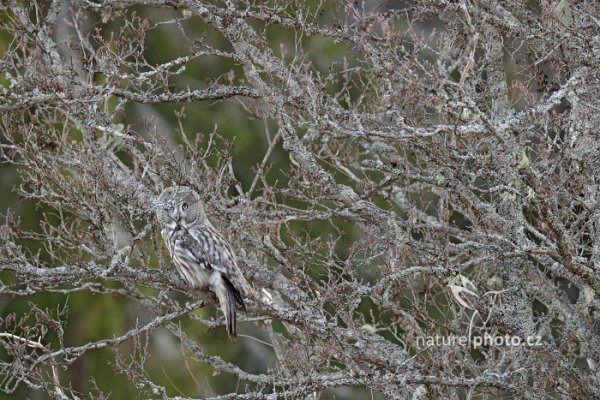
[181,202,189,210]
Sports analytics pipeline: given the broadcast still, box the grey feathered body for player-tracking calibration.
[156,186,251,338]
[162,221,248,294]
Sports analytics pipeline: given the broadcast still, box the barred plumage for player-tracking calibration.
[155,186,252,338]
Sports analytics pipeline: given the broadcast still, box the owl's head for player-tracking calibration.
[155,186,206,228]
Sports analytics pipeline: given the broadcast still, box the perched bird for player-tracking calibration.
[155,186,252,338]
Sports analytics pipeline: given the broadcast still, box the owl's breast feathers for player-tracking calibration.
[162,222,252,296]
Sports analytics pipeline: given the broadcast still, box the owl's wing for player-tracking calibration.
[176,224,252,297]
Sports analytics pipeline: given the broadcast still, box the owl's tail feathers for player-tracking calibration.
[216,276,245,339]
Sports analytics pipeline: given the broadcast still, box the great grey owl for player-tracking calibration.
[155,186,252,338]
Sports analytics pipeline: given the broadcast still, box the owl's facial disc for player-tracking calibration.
[178,192,200,226]
[157,186,202,228]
